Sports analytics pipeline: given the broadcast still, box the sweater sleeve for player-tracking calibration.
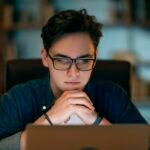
[0,90,24,140]
[104,82,148,124]
[0,84,36,139]
[0,77,50,140]
[0,132,22,150]
[89,80,148,124]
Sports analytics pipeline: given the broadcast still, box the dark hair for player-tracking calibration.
[41,9,103,52]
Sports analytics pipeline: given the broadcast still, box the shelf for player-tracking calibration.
[1,21,150,32]
[103,21,150,28]
[137,61,150,67]
[0,22,43,32]
[13,22,43,30]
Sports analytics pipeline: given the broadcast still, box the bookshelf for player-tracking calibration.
[0,0,55,94]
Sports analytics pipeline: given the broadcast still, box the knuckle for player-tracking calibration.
[67,98,72,104]
[63,91,69,96]
[68,104,74,111]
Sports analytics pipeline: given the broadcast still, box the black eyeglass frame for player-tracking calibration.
[47,53,97,71]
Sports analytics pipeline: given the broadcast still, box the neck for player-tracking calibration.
[50,80,62,99]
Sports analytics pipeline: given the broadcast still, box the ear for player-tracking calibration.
[95,49,99,59]
[93,50,99,68]
[41,48,49,68]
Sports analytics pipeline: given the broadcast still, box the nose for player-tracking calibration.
[67,63,80,77]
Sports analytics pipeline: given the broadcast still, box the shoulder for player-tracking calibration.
[1,75,49,105]
[86,79,128,97]
[0,75,51,138]
[9,75,49,94]
[86,79,147,124]
[87,79,131,108]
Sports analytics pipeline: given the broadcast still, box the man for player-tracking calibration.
[0,9,147,150]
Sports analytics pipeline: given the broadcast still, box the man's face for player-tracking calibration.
[42,33,96,97]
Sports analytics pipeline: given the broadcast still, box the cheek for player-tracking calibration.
[50,70,92,80]
[50,70,64,80]
[80,71,92,83]
[49,69,68,87]
[49,69,92,86]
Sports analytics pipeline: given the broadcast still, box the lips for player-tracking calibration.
[64,81,82,90]
[64,81,80,84]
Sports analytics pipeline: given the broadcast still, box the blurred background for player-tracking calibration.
[0,0,150,121]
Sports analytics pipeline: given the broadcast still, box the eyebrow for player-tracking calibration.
[53,53,94,59]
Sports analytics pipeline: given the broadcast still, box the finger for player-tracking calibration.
[68,98,95,111]
[74,105,93,114]
[63,90,93,105]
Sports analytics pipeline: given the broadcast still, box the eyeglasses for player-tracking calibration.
[47,53,96,71]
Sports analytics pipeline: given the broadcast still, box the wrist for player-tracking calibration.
[93,116,102,125]
[99,118,111,125]
[43,112,53,125]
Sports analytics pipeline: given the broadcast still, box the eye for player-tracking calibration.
[55,58,70,64]
[77,59,91,64]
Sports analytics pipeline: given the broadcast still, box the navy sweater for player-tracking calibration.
[0,75,147,139]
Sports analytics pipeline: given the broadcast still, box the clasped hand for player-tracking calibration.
[46,90,97,125]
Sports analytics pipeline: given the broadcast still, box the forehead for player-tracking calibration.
[49,33,95,58]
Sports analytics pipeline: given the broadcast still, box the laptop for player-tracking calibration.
[23,125,149,150]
